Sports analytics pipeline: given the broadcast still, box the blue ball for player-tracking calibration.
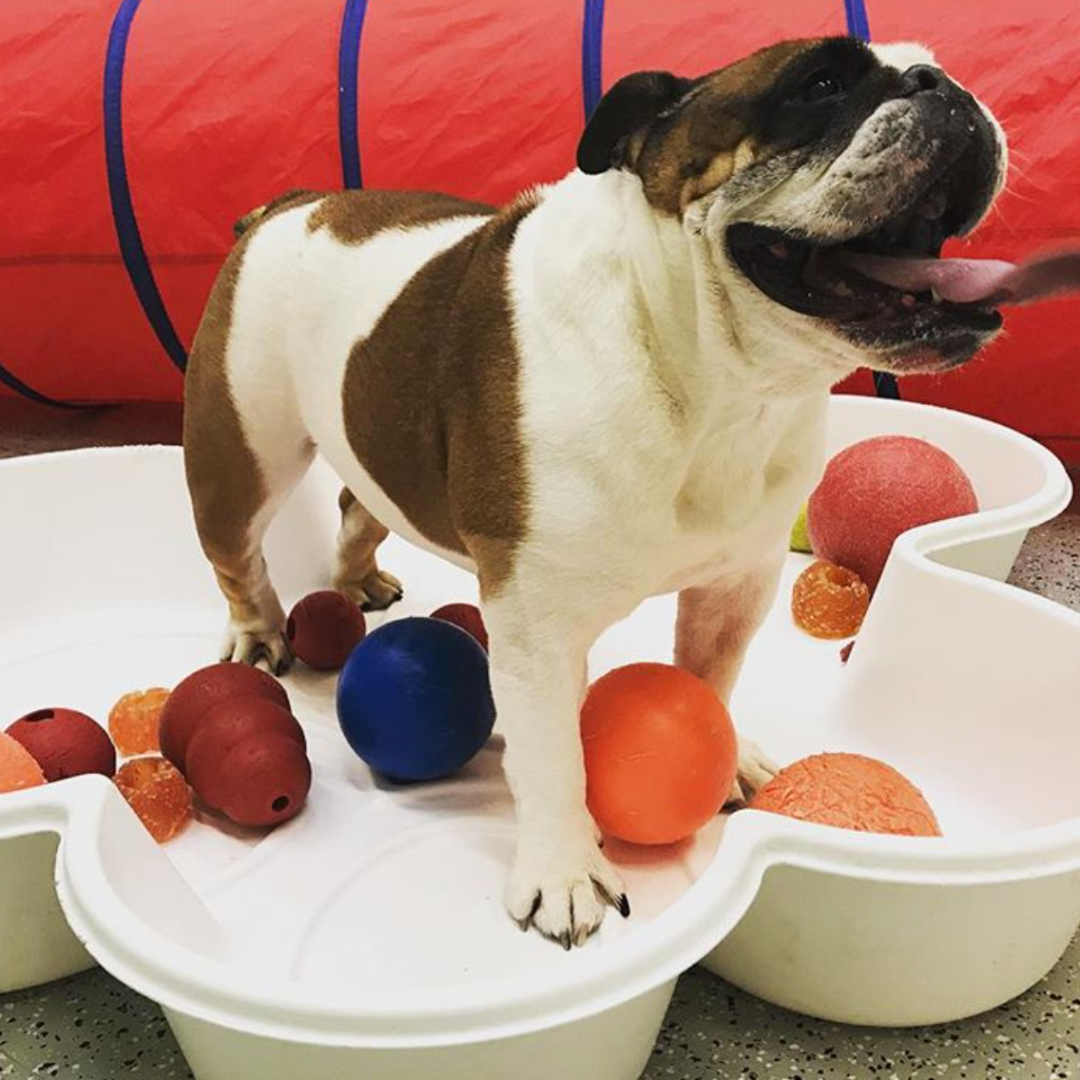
[336,616,495,782]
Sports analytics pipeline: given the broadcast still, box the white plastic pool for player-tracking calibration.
[0,397,1076,1080]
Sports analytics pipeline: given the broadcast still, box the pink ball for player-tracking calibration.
[808,436,977,592]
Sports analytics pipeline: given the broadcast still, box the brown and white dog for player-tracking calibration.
[184,37,1007,947]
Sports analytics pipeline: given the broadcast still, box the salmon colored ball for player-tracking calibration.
[749,752,941,837]
[0,732,47,793]
[808,436,977,592]
[581,663,738,846]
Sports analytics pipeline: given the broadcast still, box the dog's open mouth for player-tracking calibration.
[727,196,1080,335]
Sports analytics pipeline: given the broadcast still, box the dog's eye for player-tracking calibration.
[799,70,845,103]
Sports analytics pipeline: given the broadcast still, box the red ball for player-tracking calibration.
[808,436,977,592]
[580,663,738,846]
[185,695,306,811]
[286,591,367,670]
[6,708,116,781]
[159,663,290,772]
[430,602,488,651]
[217,734,312,827]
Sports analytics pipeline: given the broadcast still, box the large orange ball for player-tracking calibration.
[749,752,941,837]
[580,663,738,846]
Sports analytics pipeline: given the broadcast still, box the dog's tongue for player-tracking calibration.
[837,249,1080,305]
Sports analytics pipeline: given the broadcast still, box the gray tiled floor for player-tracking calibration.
[1,400,1078,1079]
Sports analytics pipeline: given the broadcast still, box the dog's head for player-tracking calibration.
[578,38,1007,375]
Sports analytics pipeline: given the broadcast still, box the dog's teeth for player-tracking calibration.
[930,287,943,304]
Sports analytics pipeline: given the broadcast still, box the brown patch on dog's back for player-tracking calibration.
[343,194,537,596]
[308,190,494,245]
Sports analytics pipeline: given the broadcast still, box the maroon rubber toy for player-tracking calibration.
[6,708,116,781]
[159,662,290,771]
[430,602,488,651]
[286,590,366,670]
[216,734,312,827]
[185,696,306,813]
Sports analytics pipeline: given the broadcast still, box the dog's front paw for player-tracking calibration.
[220,622,292,675]
[507,838,629,949]
[335,568,404,612]
[726,736,779,807]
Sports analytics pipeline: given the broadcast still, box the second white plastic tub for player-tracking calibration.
[0,397,1077,1079]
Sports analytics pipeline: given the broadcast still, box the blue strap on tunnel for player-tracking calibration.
[104,0,188,373]
[0,360,99,410]
[844,0,872,43]
[338,0,370,189]
[582,0,605,119]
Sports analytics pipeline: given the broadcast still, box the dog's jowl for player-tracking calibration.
[185,37,1010,946]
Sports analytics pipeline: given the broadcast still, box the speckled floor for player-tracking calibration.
[3,951,1080,1080]
[0,401,1078,1080]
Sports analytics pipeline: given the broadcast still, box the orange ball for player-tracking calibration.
[749,752,941,837]
[581,663,738,845]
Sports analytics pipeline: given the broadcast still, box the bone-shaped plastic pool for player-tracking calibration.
[0,397,1077,1080]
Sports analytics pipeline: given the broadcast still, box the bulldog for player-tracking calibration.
[185,36,1066,947]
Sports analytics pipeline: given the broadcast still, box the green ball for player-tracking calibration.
[789,504,812,553]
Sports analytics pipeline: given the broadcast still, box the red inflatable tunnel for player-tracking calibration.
[2,0,1078,462]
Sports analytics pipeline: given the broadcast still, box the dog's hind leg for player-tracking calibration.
[183,243,314,673]
[333,489,404,611]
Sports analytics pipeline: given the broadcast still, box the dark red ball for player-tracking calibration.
[430,602,488,651]
[159,663,290,772]
[6,708,116,781]
[217,734,312,827]
[286,591,367,670]
[185,695,306,811]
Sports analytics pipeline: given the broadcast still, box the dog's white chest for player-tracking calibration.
[651,401,827,591]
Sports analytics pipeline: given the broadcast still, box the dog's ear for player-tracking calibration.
[577,71,697,175]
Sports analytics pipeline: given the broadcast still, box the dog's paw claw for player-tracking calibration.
[221,624,292,674]
[507,842,627,947]
[337,569,404,612]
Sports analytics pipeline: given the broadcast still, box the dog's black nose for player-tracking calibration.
[899,65,944,96]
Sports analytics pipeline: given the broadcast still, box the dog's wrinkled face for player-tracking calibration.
[578,38,1008,373]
